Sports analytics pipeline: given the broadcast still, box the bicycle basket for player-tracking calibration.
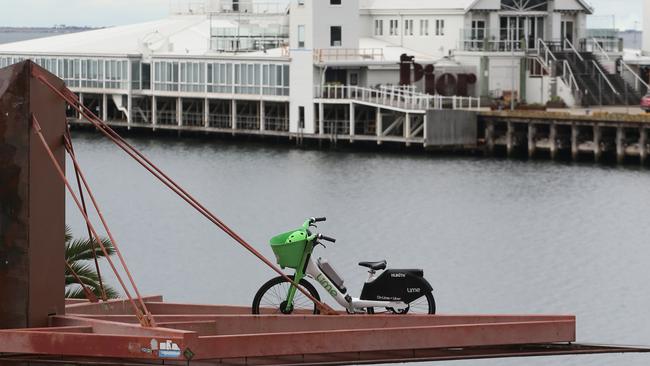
[270,229,309,269]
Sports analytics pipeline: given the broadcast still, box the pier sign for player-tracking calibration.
[399,54,477,97]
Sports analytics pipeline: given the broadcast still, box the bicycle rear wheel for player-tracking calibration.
[252,276,321,315]
[367,292,436,315]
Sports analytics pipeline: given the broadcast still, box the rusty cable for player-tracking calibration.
[62,131,157,325]
[32,71,337,315]
[64,128,108,301]
[31,115,153,327]
[64,260,99,303]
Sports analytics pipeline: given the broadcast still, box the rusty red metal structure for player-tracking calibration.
[0,60,649,365]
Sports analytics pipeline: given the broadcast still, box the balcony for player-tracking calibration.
[458,29,538,53]
[313,48,384,64]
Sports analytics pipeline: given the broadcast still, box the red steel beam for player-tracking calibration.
[0,331,187,360]
[67,314,575,335]
[0,316,574,361]
[1,344,646,365]
[191,320,576,359]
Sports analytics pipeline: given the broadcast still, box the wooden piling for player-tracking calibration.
[549,123,557,160]
[571,123,579,161]
[528,124,536,158]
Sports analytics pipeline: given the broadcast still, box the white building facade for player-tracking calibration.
[0,0,643,143]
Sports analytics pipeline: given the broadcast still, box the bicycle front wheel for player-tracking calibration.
[252,276,321,315]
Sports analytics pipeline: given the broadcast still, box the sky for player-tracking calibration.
[0,0,644,30]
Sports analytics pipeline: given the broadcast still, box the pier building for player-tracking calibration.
[0,0,647,147]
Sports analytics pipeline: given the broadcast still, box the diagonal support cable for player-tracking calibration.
[31,115,155,327]
[64,127,108,302]
[62,132,156,323]
[65,260,99,303]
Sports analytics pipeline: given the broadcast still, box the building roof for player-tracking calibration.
[0,14,234,57]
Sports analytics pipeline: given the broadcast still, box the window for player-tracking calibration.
[405,20,414,36]
[420,19,429,36]
[298,106,305,129]
[471,20,486,39]
[389,19,399,36]
[298,25,306,48]
[436,19,445,36]
[330,26,342,47]
[374,19,384,36]
[349,72,358,86]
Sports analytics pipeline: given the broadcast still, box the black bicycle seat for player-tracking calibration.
[358,260,387,271]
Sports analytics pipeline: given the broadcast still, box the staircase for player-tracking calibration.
[551,44,642,107]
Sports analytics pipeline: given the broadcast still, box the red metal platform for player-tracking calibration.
[0,297,647,365]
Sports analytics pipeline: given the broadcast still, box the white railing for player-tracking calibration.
[562,61,580,94]
[563,38,584,62]
[536,39,557,70]
[536,39,583,102]
[621,60,650,94]
[314,85,481,111]
[580,37,622,54]
[590,60,619,95]
[590,38,611,61]
[313,48,384,63]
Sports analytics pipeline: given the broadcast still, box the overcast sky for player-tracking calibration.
[0,0,644,30]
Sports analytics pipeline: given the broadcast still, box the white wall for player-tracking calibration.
[488,57,521,98]
[288,0,361,134]
[526,76,552,105]
[363,13,464,58]
[312,0,360,49]
[644,0,650,55]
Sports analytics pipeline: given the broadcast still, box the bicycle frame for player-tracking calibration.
[283,220,409,313]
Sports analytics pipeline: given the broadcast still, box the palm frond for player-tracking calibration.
[65,225,73,245]
[66,237,115,262]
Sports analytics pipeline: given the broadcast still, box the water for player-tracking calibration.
[64,131,650,366]
[0,30,88,45]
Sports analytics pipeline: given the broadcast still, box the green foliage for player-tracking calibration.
[65,226,120,299]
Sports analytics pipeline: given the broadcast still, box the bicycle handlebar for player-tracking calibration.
[311,217,327,223]
[319,234,337,243]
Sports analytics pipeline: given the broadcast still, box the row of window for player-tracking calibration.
[374,19,445,37]
[0,56,290,96]
[153,61,290,96]
[0,56,129,89]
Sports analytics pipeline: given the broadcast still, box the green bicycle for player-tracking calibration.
[252,217,436,315]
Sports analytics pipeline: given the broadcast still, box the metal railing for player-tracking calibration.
[314,85,481,111]
[579,37,622,54]
[313,48,384,63]
[536,39,582,102]
[590,60,619,95]
[458,29,536,52]
[620,60,650,95]
[561,61,580,95]
[265,117,289,132]
[209,114,232,129]
[537,39,557,69]
[563,38,584,62]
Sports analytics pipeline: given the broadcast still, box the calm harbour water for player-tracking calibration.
[65,131,650,366]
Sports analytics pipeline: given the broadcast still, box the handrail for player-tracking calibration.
[621,60,650,91]
[563,38,584,62]
[314,85,481,111]
[536,39,557,70]
[591,60,619,94]
[590,38,611,61]
[562,61,580,93]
